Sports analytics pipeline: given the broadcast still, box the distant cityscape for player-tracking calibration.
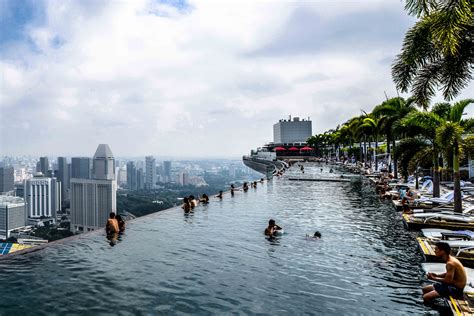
[0,146,260,243]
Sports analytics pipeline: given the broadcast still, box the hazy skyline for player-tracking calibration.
[2,0,474,158]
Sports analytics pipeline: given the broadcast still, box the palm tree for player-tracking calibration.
[401,107,447,197]
[392,1,474,108]
[358,116,380,170]
[436,99,474,212]
[372,97,417,178]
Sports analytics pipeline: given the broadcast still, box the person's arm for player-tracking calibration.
[429,264,454,283]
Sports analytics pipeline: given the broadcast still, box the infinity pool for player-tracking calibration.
[0,164,434,314]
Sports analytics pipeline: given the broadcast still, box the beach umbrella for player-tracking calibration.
[274,147,286,151]
[300,146,313,151]
[288,147,299,151]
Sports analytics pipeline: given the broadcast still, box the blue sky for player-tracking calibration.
[1,0,473,158]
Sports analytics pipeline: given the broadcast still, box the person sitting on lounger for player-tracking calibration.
[401,188,416,205]
[264,219,282,237]
[402,204,413,214]
[422,242,467,303]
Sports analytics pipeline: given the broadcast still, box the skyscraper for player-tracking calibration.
[178,171,189,186]
[145,156,157,189]
[0,166,14,194]
[71,157,92,179]
[126,161,137,190]
[0,195,26,238]
[70,144,116,233]
[137,168,145,190]
[39,157,50,176]
[163,161,172,183]
[56,157,69,203]
[92,144,115,180]
[24,175,61,220]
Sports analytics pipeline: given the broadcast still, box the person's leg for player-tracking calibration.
[423,289,440,303]
[422,284,434,294]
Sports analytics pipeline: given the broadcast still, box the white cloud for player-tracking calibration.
[1,0,471,158]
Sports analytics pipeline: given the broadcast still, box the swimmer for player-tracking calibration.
[105,212,119,235]
[116,214,126,234]
[264,219,282,237]
[182,197,191,212]
[216,191,223,199]
[306,231,322,239]
[243,182,249,192]
[200,194,209,204]
[189,195,198,208]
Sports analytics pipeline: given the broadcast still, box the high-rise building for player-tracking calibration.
[70,178,117,233]
[24,174,61,220]
[0,195,26,238]
[70,144,116,233]
[145,156,157,189]
[92,144,115,180]
[117,167,127,187]
[39,157,50,176]
[273,117,312,143]
[178,171,189,186]
[137,168,145,190]
[126,161,137,190]
[71,157,92,179]
[163,161,172,183]
[56,157,69,203]
[0,166,14,194]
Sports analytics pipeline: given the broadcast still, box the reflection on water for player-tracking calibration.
[0,164,441,314]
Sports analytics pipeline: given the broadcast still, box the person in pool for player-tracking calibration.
[116,214,126,234]
[264,219,282,237]
[422,242,467,303]
[216,191,223,199]
[200,194,209,204]
[106,212,119,235]
[189,195,198,208]
[306,231,321,239]
[182,197,191,212]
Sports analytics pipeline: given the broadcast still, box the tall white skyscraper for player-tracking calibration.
[178,171,189,186]
[70,144,116,233]
[145,156,157,190]
[24,174,61,220]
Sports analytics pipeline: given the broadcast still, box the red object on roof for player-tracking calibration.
[274,147,287,151]
[288,147,299,151]
[300,146,313,151]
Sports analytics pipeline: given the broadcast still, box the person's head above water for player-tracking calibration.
[313,231,321,238]
[109,212,115,219]
[183,197,189,203]
[116,214,122,222]
[269,219,276,227]
[189,195,195,200]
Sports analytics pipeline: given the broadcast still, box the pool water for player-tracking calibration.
[0,164,437,314]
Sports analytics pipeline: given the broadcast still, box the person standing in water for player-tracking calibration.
[422,242,467,303]
[106,212,119,235]
[216,191,223,199]
[264,219,282,237]
[182,197,191,213]
[115,214,126,234]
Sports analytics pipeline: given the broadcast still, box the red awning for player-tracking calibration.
[274,147,286,151]
[300,146,313,151]
[288,147,299,151]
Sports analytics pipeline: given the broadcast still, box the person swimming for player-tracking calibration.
[200,194,209,204]
[116,214,126,234]
[264,219,282,237]
[182,197,191,212]
[189,195,198,208]
[216,191,223,199]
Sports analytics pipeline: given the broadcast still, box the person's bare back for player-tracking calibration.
[447,256,467,289]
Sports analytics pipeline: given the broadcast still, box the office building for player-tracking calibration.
[71,157,92,179]
[0,195,27,238]
[126,161,137,190]
[92,144,115,180]
[178,171,189,186]
[39,157,50,176]
[56,157,69,203]
[273,117,312,143]
[70,144,116,233]
[163,161,172,183]
[24,175,61,220]
[145,156,157,189]
[0,166,14,194]
[137,168,145,190]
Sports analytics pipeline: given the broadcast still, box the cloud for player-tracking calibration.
[1,0,472,158]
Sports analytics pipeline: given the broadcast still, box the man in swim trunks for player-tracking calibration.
[422,242,467,303]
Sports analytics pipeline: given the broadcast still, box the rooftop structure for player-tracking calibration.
[273,116,312,143]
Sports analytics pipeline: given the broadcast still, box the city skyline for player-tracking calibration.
[2,0,474,158]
